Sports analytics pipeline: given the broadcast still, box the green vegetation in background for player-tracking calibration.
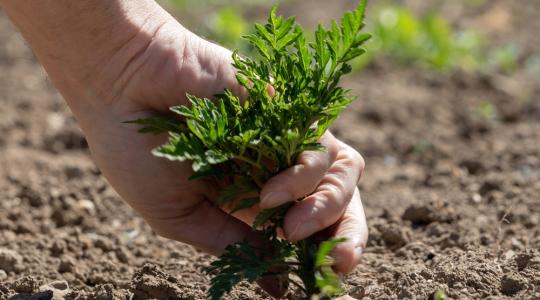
[525,54,540,75]
[355,6,521,74]
[163,1,526,75]
[161,0,276,51]
[476,100,498,121]
[207,8,248,50]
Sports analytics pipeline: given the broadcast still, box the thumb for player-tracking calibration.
[184,37,247,100]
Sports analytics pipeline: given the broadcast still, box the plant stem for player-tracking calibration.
[295,238,319,296]
[234,155,264,170]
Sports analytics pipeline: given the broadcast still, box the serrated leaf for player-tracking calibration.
[254,23,274,46]
[276,27,302,51]
[244,34,271,60]
[296,34,311,72]
[208,242,269,300]
[276,16,296,40]
[315,237,347,297]
[205,149,233,165]
[354,33,371,46]
[315,238,346,268]
[355,0,368,23]
[342,47,366,61]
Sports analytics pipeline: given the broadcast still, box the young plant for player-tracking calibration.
[130,1,370,298]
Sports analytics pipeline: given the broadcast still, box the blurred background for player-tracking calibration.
[161,0,540,75]
[0,1,539,299]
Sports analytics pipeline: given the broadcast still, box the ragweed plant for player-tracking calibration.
[130,1,370,299]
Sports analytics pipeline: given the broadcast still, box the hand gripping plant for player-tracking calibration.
[130,1,370,298]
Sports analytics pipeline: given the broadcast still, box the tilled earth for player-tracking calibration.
[1,1,539,299]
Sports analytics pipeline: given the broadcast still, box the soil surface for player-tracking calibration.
[1,0,539,299]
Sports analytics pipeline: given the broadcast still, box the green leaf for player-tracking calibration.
[276,16,296,40]
[245,34,271,60]
[205,149,233,165]
[433,288,447,300]
[276,27,302,51]
[343,48,366,61]
[254,23,274,46]
[355,0,368,23]
[315,238,346,268]
[315,238,347,297]
[208,242,269,300]
[296,34,311,73]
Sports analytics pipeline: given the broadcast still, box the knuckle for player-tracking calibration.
[327,141,340,161]
[319,182,348,209]
[328,173,355,202]
[323,175,347,195]
[311,200,335,229]
[299,152,325,170]
[339,146,365,178]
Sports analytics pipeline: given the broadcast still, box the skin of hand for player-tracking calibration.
[1,0,368,295]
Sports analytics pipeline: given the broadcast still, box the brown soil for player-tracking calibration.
[1,0,539,299]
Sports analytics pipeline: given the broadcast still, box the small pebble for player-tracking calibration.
[0,269,7,280]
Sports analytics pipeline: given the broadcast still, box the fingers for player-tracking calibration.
[330,188,368,274]
[282,142,365,242]
[259,133,339,209]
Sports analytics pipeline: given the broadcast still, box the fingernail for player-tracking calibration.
[289,220,318,242]
[260,191,291,208]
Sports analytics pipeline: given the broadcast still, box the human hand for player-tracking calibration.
[1,1,367,296]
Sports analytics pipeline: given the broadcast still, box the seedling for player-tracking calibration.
[129,1,370,298]
[433,288,447,300]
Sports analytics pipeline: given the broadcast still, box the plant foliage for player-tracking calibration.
[129,1,370,298]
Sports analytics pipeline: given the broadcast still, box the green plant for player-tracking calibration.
[361,6,485,72]
[129,1,371,299]
[433,288,447,300]
[207,8,249,49]
[476,100,498,121]
[488,44,519,74]
[525,53,540,74]
[354,4,524,75]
